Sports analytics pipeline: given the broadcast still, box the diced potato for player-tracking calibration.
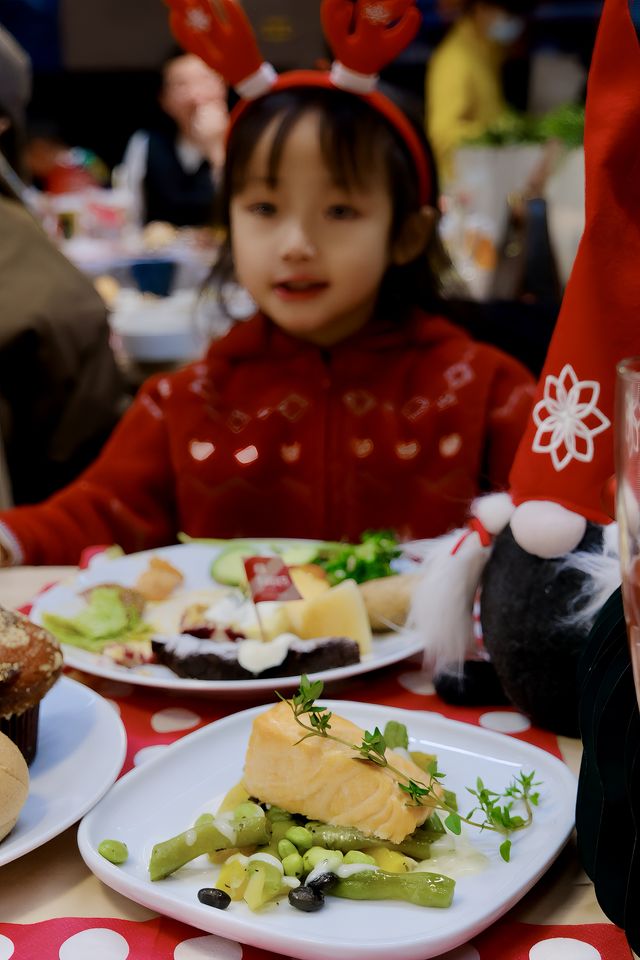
[369,847,417,873]
[216,858,249,900]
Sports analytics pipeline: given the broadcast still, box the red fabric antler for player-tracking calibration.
[165,0,264,88]
[321,0,421,77]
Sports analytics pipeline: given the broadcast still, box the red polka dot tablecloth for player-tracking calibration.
[0,571,633,960]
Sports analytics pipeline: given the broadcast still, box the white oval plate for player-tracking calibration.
[78,700,576,960]
[30,543,423,696]
[0,676,126,866]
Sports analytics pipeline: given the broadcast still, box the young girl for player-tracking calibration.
[0,0,535,566]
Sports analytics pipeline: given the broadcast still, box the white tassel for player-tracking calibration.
[407,493,516,672]
[407,528,492,671]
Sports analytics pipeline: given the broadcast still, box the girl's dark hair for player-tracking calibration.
[209,84,461,324]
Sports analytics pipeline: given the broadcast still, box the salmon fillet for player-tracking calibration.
[243,701,437,843]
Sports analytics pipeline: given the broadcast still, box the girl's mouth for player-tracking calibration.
[273,280,329,301]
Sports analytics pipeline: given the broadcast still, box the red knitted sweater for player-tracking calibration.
[0,310,535,564]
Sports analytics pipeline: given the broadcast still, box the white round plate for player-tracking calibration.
[78,700,576,960]
[0,676,126,866]
[30,542,423,696]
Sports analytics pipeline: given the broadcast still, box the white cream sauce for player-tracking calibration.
[417,833,490,880]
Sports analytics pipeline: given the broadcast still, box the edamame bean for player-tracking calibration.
[343,850,376,865]
[282,853,304,877]
[278,838,298,859]
[98,839,128,865]
[285,825,313,851]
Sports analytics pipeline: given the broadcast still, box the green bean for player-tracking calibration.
[306,822,437,860]
[149,816,270,881]
[329,870,455,908]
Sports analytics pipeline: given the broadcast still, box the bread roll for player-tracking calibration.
[358,573,419,631]
[0,731,29,841]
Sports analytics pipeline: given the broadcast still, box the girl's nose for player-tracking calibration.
[280,220,316,261]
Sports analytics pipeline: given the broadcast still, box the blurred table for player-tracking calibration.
[0,567,635,960]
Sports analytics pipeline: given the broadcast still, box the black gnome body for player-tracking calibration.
[479,523,606,737]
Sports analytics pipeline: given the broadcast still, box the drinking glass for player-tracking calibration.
[615,356,640,704]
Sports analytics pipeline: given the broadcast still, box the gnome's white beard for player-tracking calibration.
[557,521,621,632]
[408,493,622,673]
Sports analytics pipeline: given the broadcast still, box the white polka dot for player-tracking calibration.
[529,938,602,960]
[479,711,531,734]
[133,745,168,766]
[106,699,121,715]
[59,929,129,960]
[151,708,201,733]
[438,947,480,960]
[174,935,243,960]
[0,934,14,960]
[398,670,436,695]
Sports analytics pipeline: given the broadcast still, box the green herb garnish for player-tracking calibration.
[311,530,401,586]
[283,676,540,862]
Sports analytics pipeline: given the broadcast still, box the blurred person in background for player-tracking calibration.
[0,24,30,179]
[116,51,229,227]
[426,0,535,181]
[0,25,128,507]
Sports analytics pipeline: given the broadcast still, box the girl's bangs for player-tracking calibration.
[227,90,392,196]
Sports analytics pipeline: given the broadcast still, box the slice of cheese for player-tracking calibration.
[286,579,372,655]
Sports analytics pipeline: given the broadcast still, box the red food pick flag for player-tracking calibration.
[243,557,302,604]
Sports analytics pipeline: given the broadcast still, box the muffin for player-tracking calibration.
[0,730,29,840]
[0,607,63,764]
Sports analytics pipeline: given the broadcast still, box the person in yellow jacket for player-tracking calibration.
[426,0,532,182]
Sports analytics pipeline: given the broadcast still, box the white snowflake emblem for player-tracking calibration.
[187,8,211,32]
[532,363,610,472]
[362,4,391,25]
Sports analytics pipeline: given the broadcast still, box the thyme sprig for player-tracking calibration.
[281,676,540,862]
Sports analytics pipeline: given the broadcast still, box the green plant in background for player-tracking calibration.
[464,103,585,149]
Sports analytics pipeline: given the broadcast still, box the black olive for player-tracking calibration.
[198,887,231,910]
[307,872,339,894]
[288,885,325,912]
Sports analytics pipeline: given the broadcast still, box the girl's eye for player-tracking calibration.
[326,204,359,220]
[248,202,277,217]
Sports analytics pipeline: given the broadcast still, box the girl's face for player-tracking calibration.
[230,110,395,347]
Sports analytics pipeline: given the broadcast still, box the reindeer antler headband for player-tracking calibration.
[165,0,431,204]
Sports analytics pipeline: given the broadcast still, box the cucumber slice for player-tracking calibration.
[211,543,254,586]
[210,541,320,586]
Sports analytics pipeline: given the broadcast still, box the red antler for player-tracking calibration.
[321,0,421,77]
[165,0,264,88]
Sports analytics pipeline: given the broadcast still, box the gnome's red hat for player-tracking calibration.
[412,0,640,671]
[507,0,640,545]
[164,0,430,203]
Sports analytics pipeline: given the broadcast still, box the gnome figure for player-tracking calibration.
[411,0,640,736]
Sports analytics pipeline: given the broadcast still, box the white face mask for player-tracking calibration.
[487,14,525,45]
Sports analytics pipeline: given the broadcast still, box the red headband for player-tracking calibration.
[165,0,431,205]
